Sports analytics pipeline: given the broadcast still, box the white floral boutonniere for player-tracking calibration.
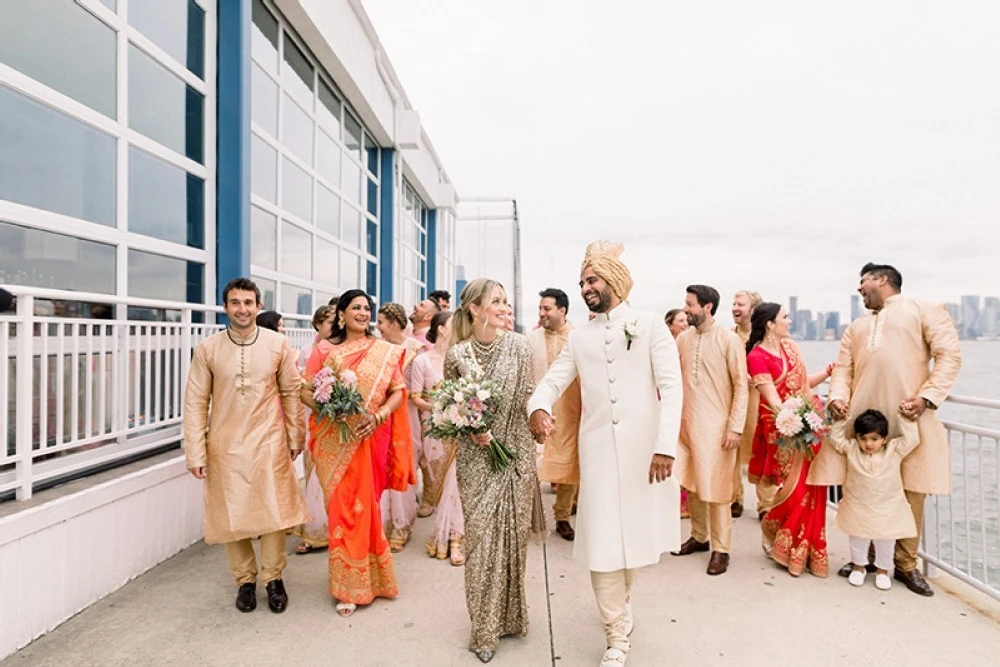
[623,320,639,351]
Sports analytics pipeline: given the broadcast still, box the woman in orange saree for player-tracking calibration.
[746,302,833,577]
[301,290,415,617]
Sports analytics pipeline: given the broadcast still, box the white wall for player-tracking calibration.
[0,457,203,660]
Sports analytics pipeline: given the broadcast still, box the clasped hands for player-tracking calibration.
[828,396,927,422]
[529,410,674,485]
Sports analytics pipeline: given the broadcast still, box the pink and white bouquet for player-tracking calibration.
[424,376,516,472]
[311,364,365,441]
[772,394,829,457]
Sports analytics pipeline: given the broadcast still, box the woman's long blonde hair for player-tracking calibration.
[451,278,505,346]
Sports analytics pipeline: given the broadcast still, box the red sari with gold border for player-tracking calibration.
[747,339,828,577]
[304,338,416,604]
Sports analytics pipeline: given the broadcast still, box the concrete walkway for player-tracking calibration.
[4,485,998,667]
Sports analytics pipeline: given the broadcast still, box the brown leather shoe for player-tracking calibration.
[555,520,575,541]
[671,536,710,556]
[894,568,934,596]
[706,551,730,575]
[731,502,744,518]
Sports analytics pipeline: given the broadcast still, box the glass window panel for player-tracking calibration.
[0,221,116,294]
[252,275,276,310]
[0,87,116,226]
[367,179,378,216]
[1,0,117,118]
[342,206,362,249]
[281,157,313,222]
[251,63,278,137]
[250,206,277,270]
[316,130,341,188]
[366,221,378,256]
[366,260,377,295]
[317,80,342,139]
[251,133,277,202]
[129,44,205,163]
[282,94,313,165]
[281,284,312,316]
[251,0,279,71]
[128,147,204,248]
[129,0,205,78]
[282,34,313,104]
[344,113,362,156]
[281,222,312,280]
[128,250,203,303]
[342,157,361,205]
[100,0,117,10]
[316,184,340,236]
[340,251,360,289]
[366,139,379,176]
[315,238,339,287]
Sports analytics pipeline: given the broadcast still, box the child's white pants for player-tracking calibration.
[850,536,895,571]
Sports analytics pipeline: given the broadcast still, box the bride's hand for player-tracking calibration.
[470,431,493,448]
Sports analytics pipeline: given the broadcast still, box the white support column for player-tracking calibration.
[14,295,34,501]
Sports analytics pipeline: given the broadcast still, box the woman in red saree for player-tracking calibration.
[746,302,833,577]
[301,290,415,617]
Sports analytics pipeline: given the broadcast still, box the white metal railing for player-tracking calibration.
[1,286,315,502]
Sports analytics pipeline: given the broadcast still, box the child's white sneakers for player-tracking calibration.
[848,568,867,587]
[875,573,892,590]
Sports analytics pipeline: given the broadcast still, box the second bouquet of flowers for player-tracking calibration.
[772,394,829,457]
[310,363,365,441]
[424,375,516,472]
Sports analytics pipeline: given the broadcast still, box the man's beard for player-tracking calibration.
[586,288,614,313]
[687,311,704,327]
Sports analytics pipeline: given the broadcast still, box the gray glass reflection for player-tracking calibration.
[344,113,363,155]
[315,238,339,286]
[282,34,313,103]
[129,147,204,248]
[251,63,278,137]
[253,275,276,310]
[129,0,205,78]
[251,0,279,71]
[281,284,312,316]
[282,157,313,223]
[342,157,361,205]
[100,0,116,10]
[281,223,312,280]
[251,134,277,202]
[342,205,362,249]
[1,0,117,118]
[282,95,314,165]
[317,130,341,188]
[318,80,342,139]
[0,87,116,226]
[0,221,116,294]
[250,206,277,270]
[129,43,204,163]
[128,250,203,302]
[340,251,360,289]
[316,184,341,236]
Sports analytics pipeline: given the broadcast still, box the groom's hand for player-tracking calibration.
[648,454,674,483]
[529,409,555,444]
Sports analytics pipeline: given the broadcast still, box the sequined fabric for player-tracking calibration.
[444,332,538,653]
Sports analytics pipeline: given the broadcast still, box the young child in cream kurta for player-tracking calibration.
[829,410,919,590]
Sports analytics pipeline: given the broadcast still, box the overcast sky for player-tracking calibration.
[364,1,999,325]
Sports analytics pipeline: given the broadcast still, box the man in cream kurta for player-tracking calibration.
[528,288,582,541]
[673,285,748,575]
[528,242,682,667]
[809,262,961,597]
[184,278,309,614]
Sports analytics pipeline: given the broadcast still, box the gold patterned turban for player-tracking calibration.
[581,240,634,301]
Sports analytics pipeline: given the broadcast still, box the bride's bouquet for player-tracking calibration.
[772,394,829,457]
[424,376,516,472]
[310,363,365,441]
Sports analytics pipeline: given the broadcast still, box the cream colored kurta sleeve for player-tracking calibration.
[182,342,212,469]
[891,418,920,459]
[828,421,852,456]
[527,339,579,417]
[725,336,749,434]
[918,303,962,408]
[829,323,855,404]
[650,314,683,458]
[277,337,304,451]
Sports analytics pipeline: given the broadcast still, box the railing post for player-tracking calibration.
[15,295,34,500]
[922,495,940,578]
[180,308,193,388]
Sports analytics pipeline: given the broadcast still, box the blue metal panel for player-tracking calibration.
[378,148,395,301]
[426,208,437,292]
[215,0,251,303]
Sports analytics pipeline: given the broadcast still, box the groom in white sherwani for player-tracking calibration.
[528,241,683,667]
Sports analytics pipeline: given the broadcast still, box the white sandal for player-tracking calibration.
[336,602,356,617]
[600,648,627,666]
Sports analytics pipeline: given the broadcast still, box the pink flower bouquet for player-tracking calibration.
[424,376,516,472]
[772,394,829,457]
[311,364,365,441]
